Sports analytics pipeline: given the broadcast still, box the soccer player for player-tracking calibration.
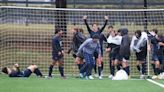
[106,29,122,79]
[68,27,86,72]
[130,30,148,79]
[119,28,131,76]
[2,63,43,77]
[78,34,101,80]
[149,29,164,77]
[83,15,108,79]
[48,29,65,78]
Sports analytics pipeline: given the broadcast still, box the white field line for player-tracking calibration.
[147,79,164,88]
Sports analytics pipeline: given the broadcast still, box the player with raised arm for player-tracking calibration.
[2,63,43,77]
[83,15,108,79]
[47,29,65,78]
[130,30,148,79]
[78,34,101,80]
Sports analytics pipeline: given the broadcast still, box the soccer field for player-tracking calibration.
[0,75,163,92]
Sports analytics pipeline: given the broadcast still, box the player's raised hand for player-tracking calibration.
[83,15,87,20]
[104,16,109,20]
[14,63,19,67]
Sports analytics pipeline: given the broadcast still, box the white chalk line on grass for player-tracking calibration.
[147,79,164,88]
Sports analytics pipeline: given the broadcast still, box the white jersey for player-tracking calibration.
[107,35,122,45]
[130,32,148,52]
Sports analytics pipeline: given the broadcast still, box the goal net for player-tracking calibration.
[0,6,164,77]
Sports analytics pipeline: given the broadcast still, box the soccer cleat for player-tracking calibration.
[89,75,94,80]
[140,74,145,79]
[85,76,89,80]
[79,73,84,78]
[108,75,113,79]
[99,76,103,80]
[45,76,52,79]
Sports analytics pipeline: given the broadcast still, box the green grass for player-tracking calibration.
[0,75,163,92]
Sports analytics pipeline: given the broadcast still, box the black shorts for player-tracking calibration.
[52,53,64,61]
[136,46,147,61]
[119,54,130,61]
[23,69,32,77]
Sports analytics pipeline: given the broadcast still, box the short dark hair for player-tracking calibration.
[92,34,99,39]
[2,67,8,74]
[55,29,62,34]
[152,28,158,34]
[108,25,113,29]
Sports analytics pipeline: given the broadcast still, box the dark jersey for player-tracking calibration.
[52,35,63,54]
[69,32,86,53]
[84,19,108,38]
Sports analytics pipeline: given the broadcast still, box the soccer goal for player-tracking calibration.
[0,6,164,77]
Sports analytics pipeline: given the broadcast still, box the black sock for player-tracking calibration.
[59,66,64,77]
[48,65,53,77]
[34,68,43,77]
[141,63,146,75]
[111,66,115,76]
[123,66,130,76]
[155,68,160,75]
[117,64,121,70]
[151,64,156,75]
[77,64,82,71]
[98,66,102,76]
[94,64,97,74]
[136,65,141,72]
[101,62,104,71]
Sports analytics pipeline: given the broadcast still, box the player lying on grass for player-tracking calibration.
[83,15,108,79]
[130,30,148,79]
[106,29,122,79]
[48,29,65,78]
[78,34,102,80]
[67,27,86,73]
[2,63,43,77]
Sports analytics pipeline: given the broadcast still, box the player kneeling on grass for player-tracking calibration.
[130,30,148,79]
[47,29,65,78]
[78,34,102,80]
[2,63,43,77]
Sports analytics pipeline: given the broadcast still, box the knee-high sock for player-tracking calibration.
[94,64,97,74]
[101,62,104,71]
[136,65,141,72]
[117,64,121,70]
[123,66,130,76]
[111,66,115,76]
[77,64,83,71]
[98,66,102,76]
[34,68,43,77]
[155,68,160,75]
[141,63,146,75]
[48,65,53,77]
[59,66,64,77]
